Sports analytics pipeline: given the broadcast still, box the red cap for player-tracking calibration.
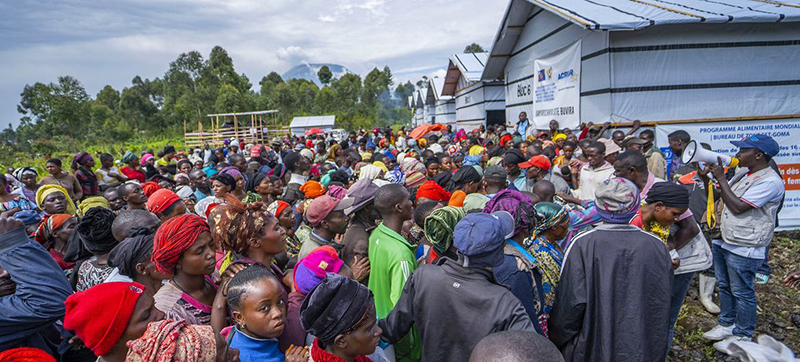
[146,189,181,215]
[518,155,551,171]
[306,195,354,227]
[63,282,146,356]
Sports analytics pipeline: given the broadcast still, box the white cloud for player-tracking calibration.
[276,46,315,63]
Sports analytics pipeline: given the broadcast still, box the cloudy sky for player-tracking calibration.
[0,0,507,127]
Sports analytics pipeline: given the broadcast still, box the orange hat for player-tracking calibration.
[518,155,551,171]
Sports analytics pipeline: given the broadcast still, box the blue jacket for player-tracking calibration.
[0,227,73,353]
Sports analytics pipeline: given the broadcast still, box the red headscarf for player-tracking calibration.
[147,189,181,215]
[33,214,73,245]
[0,348,56,362]
[152,214,210,275]
[142,181,161,197]
[125,320,217,362]
[416,180,451,202]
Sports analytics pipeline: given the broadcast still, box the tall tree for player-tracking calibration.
[463,43,486,53]
[317,65,333,86]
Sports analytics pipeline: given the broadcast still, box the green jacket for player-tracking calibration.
[368,223,421,362]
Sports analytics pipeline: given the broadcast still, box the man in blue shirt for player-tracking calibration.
[516,111,530,138]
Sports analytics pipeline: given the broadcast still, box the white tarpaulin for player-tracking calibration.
[533,40,581,130]
[655,118,800,229]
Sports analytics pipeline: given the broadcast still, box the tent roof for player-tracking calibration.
[416,88,427,106]
[482,0,800,80]
[289,115,335,128]
[426,76,453,103]
[442,53,489,96]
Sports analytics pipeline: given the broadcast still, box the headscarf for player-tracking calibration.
[213,195,270,255]
[142,181,161,197]
[532,202,569,239]
[141,153,154,166]
[416,180,450,202]
[320,169,336,187]
[594,177,641,224]
[176,185,194,199]
[0,348,56,362]
[245,172,267,194]
[78,196,110,217]
[456,129,467,142]
[35,185,77,215]
[400,158,426,174]
[121,151,137,164]
[451,166,481,190]
[266,200,291,219]
[326,185,347,200]
[220,166,242,179]
[72,152,94,170]
[13,167,37,182]
[152,214,210,275]
[327,144,342,161]
[300,180,325,198]
[108,228,156,278]
[300,274,374,343]
[147,189,182,215]
[215,173,237,191]
[553,133,567,142]
[33,213,73,246]
[468,145,485,156]
[483,190,539,238]
[646,182,690,209]
[424,206,466,254]
[463,154,482,166]
[64,207,118,263]
[384,167,405,185]
[372,161,388,173]
[125,320,217,362]
[403,171,424,189]
[361,153,373,162]
[359,165,382,181]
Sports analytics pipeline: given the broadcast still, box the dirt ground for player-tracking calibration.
[670,232,800,361]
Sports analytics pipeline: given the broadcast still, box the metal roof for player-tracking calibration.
[442,52,490,96]
[289,115,335,128]
[426,76,453,103]
[528,0,800,31]
[482,0,800,79]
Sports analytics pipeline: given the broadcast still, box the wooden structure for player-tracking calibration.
[183,110,288,149]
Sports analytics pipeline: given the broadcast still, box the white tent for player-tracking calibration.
[426,76,457,125]
[289,115,335,136]
[483,0,800,228]
[442,52,506,131]
[483,0,800,131]
[413,89,427,126]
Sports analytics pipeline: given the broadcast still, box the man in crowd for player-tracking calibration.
[340,179,380,283]
[702,134,784,352]
[299,195,353,260]
[667,130,691,180]
[521,155,570,195]
[369,184,420,362]
[189,169,213,201]
[638,129,667,179]
[118,182,147,210]
[550,178,673,362]
[502,149,527,190]
[516,111,530,138]
[572,141,614,200]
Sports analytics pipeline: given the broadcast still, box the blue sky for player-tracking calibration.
[0,0,507,127]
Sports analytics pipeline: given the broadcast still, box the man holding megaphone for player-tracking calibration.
[699,134,784,353]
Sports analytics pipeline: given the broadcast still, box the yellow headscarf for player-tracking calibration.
[469,145,485,156]
[553,133,567,142]
[418,138,428,148]
[372,161,389,173]
[78,196,110,217]
[361,152,373,162]
[35,185,77,216]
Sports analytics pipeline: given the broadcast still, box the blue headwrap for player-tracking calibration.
[463,154,482,166]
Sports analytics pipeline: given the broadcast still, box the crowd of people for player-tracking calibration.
[0,118,797,362]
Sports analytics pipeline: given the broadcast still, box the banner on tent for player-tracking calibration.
[533,40,581,131]
[655,118,800,230]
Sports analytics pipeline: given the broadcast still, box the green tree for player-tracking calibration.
[214,84,247,113]
[464,43,485,53]
[17,76,90,140]
[317,65,333,86]
[315,87,336,113]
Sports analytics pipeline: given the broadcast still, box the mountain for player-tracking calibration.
[282,63,351,86]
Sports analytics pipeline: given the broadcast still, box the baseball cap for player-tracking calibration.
[453,211,515,267]
[730,134,780,157]
[518,155,551,171]
[623,136,647,146]
[343,179,379,215]
[484,165,507,179]
[306,195,355,227]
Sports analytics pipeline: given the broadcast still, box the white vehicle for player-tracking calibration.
[330,128,347,141]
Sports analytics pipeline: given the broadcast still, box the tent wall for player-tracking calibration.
[434,99,457,125]
[608,22,800,123]
[424,104,435,124]
[503,7,610,129]
[455,80,505,126]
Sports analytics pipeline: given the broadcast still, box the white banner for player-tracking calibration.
[533,40,581,130]
[655,118,800,230]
